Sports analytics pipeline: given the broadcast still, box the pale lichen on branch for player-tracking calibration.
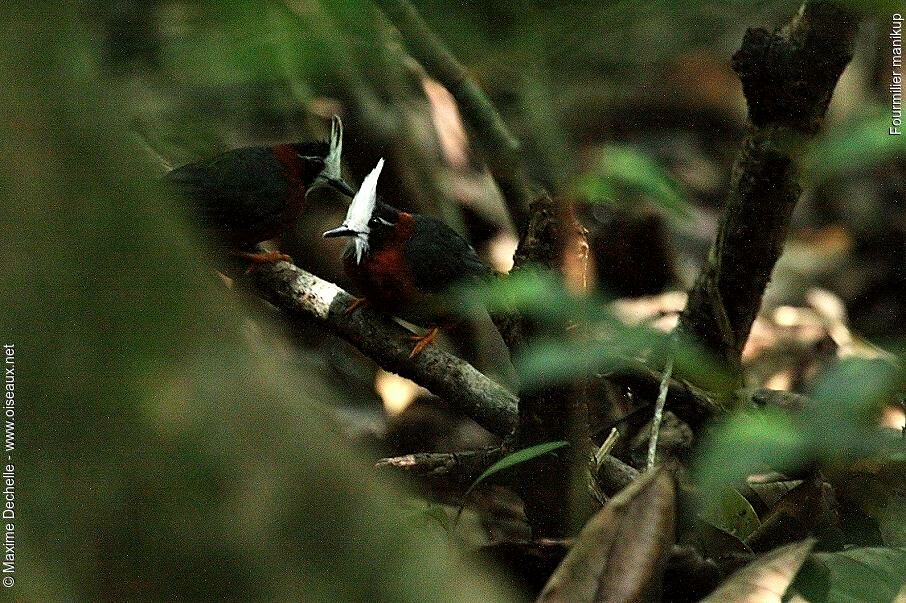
[249,261,519,436]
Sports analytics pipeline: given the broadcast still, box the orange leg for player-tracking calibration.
[345,296,369,315]
[231,250,293,274]
[409,327,439,358]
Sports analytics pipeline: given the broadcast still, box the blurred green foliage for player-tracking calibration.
[793,546,906,602]
[803,109,906,185]
[578,145,694,224]
[695,357,905,508]
[463,441,569,503]
[457,271,732,392]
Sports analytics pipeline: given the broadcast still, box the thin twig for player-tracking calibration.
[593,428,620,470]
[375,447,505,486]
[647,352,675,470]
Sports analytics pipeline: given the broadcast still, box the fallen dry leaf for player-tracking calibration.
[698,539,815,603]
[537,467,675,603]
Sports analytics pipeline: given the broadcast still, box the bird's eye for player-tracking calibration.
[297,154,324,168]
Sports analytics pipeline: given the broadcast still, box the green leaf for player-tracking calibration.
[695,356,904,503]
[515,330,662,388]
[792,547,906,603]
[694,410,809,504]
[422,504,453,534]
[874,495,906,547]
[514,321,731,392]
[578,144,693,223]
[808,357,904,459]
[464,441,570,502]
[802,110,906,184]
[454,441,569,531]
[701,488,761,541]
[455,270,584,319]
[668,330,738,394]
[401,499,453,535]
[459,271,731,391]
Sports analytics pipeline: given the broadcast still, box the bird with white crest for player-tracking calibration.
[165,114,355,270]
[323,158,386,264]
[324,158,493,357]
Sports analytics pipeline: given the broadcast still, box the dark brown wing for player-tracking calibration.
[405,214,491,294]
[164,147,292,244]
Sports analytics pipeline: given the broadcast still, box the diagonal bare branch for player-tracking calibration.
[249,261,518,436]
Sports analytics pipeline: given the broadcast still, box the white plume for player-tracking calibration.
[343,158,384,263]
[323,114,344,181]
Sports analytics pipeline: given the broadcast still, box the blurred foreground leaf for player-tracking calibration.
[695,410,808,506]
[515,332,658,388]
[459,272,730,391]
[700,540,814,603]
[695,357,904,504]
[578,145,693,223]
[792,546,906,603]
[802,110,906,184]
[456,270,589,321]
[515,326,732,393]
[0,5,510,601]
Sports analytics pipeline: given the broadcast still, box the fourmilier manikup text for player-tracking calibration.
[892,13,903,135]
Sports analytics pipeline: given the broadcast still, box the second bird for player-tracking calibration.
[324,159,491,357]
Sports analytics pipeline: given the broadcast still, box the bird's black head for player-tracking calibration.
[362,202,401,248]
[291,116,354,197]
[288,141,329,184]
[290,141,330,160]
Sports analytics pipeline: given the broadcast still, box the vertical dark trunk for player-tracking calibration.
[508,196,594,537]
[679,1,859,383]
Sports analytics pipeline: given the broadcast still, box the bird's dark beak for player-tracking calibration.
[327,177,356,197]
[323,225,357,238]
[308,175,356,198]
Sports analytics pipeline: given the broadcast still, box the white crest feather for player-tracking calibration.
[323,115,344,181]
[343,158,384,264]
